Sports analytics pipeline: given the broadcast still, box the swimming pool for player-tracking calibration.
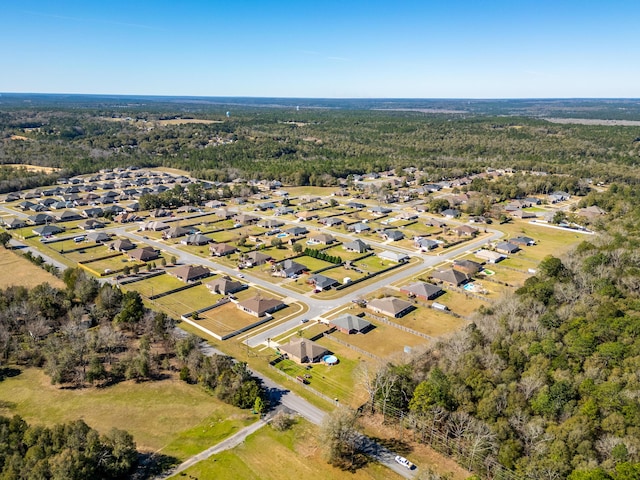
[276,233,288,238]
[463,283,475,291]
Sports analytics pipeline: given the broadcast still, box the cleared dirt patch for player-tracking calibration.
[158,119,223,125]
[0,163,60,173]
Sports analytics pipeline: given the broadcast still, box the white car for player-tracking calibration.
[237,273,245,278]
[394,456,413,469]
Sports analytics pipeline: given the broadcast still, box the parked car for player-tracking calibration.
[394,456,413,469]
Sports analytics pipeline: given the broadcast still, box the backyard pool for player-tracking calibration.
[276,233,289,238]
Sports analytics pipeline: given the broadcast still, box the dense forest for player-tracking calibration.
[2,99,640,186]
[354,184,640,479]
[2,97,640,478]
[0,415,137,479]
[0,266,265,413]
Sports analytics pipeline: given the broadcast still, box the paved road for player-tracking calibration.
[177,334,414,478]
[1,198,500,479]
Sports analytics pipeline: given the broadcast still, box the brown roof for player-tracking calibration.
[127,246,158,261]
[279,337,328,363]
[206,276,244,294]
[209,243,237,256]
[238,295,284,316]
[367,297,414,317]
[171,264,210,282]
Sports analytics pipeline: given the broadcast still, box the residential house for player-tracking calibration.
[381,229,404,242]
[453,259,483,275]
[140,221,169,231]
[127,246,159,262]
[278,337,328,364]
[348,222,370,234]
[3,217,26,229]
[414,237,438,251]
[343,239,371,254]
[308,274,339,291]
[170,264,211,283]
[286,226,308,236]
[454,225,478,237]
[549,191,570,203]
[255,202,276,211]
[206,276,246,295]
[243,251,272,267]
[33,225,63,237]
[400,282,444,301]
[27,213,54,225]
[233,214,259,225]
[257,219,284,229]
[378,250,409,263]
[474,249,506,263]
[441,208,460,219]
[275,259,307,278]
[274,206,294,216]
[511,210,536,219]
[369,206,392,215]
[511,236,535,246]
[346,201,365,209]
[110,238,136,251]
[86,231,110,243]
[181,233,212,246]
[295,210,319,221]
[163,225,195,239]
[309,233,336,245]
[237,295,285,317]
[78,219,105,230]
[495,241,520,255]
[330,314,372,334]
[319,217,343,227]
[209,243,237,257]
[431,269,470,287]
[82,207,104,218]
[367,297,415,318]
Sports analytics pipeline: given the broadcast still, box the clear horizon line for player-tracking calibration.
[1,91,639,101]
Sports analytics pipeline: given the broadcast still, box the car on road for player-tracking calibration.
[394,456,413,469]
[237,273,245,278]
[300,318,309,324]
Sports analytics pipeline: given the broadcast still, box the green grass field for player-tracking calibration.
[0,368,254,460]
[181,419,400,480]
[153,284,222,316]
[195,302,265,338]
[122,273,187,296]
[295,255,335,272]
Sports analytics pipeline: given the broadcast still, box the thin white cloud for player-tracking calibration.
[22,10,160,31]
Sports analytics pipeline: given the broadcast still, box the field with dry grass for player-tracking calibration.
[0,248,64,289]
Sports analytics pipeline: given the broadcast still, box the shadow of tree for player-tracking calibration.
[0,367,21,382]
[368,435,413,456]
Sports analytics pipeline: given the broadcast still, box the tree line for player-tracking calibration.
[353,185,640,478]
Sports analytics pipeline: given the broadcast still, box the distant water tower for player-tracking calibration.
[296,105,299,112]
[226,111,230,118]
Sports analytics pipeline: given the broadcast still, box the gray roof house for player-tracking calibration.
[330,314,372,334]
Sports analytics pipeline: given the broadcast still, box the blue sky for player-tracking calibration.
[2,0,639,98]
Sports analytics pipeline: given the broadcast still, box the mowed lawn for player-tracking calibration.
[493,220,585,258]
[329,321,428,358]
[182,419,400,480]
[351,306,468,338]
[122,273,187,297]
[195,302,264,337]
[0,368,255,461]
[0,248,65,289]
[152,284,222,316]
